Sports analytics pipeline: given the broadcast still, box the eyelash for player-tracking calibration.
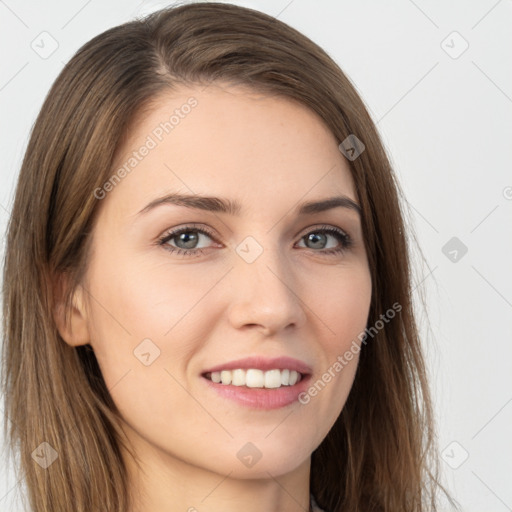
[157,223,353,258]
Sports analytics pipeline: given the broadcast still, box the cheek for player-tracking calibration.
[312,263,372,345]
[93,264,210,331]
[84,262,222,442]
[85,256,228,383]
[297,263,371,427]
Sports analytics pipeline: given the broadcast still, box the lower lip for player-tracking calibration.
[201,374,311,410]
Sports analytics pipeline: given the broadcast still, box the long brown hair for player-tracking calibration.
[2,3,449,511]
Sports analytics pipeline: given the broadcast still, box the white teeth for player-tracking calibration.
[264,369,282,388]
[232,369,245,386]
[207,369,302,388]
[220,370,232,385]
[246,369,264,388]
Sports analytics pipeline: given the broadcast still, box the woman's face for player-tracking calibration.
[77,83,372,479]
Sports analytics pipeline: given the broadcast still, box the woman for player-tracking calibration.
[1,3,451,511]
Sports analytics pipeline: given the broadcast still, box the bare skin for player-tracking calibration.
[57,82,372,512]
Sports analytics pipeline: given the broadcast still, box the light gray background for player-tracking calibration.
[1,0,511,510]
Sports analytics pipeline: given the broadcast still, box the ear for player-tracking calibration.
[52,273,90,347]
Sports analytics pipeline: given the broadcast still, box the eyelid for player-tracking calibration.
[296,224,353,250]
[157,223,220,245]
[158,222,350,243]
[296,223,349,238]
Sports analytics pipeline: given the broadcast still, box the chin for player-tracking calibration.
[212,438,313,479]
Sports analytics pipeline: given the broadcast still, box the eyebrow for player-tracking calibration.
[137,193,361,217]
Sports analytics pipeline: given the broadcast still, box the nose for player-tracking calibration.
[225,238,307,336]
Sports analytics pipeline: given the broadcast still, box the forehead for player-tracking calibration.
[105,82,357,217]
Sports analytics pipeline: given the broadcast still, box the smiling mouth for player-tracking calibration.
[203,368,305,389]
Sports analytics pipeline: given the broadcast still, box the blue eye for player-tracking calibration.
[157,224,352,257]
[157,224,217,257]
[297,225,352,255]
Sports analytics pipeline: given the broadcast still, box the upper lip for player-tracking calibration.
[202,356,312,375]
